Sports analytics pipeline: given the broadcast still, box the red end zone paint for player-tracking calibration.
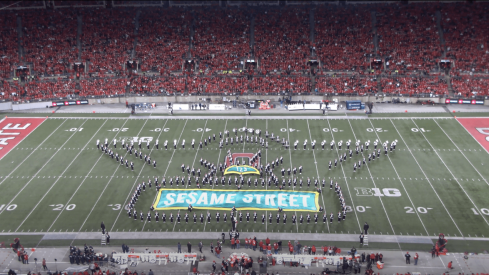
[456,118,489,153]
[0,117,46,159]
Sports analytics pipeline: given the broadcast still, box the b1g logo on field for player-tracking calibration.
[355,187,401,197]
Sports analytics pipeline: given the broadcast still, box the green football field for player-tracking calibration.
[1,115,489,244]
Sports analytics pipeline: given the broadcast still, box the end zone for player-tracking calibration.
[456,118,489,154]
[0,117,46,159]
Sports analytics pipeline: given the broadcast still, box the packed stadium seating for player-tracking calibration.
[314,5,373,72]
[451,76,489,97]
[1,3,488,102]
[81,8,135,74]
[137,7,190,73]
[376,3,441,74]
[380,76,448,96]
[0,12,19,79]
[191,8,250,71]
[315,76,377,95]
[254,7,310,73]
[441,3,489,73]
[22,9,79,75]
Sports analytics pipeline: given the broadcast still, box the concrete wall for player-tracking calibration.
[0,102,12,111]
[87,95,448,105]
[12,102,50,110]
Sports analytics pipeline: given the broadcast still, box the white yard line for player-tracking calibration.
[389,119,463,237]
[203,119,228,232]
[146,119,201,232]
[47,119,132,232]
[305,119,330,233]
[325,119,362,232]
[366,119,430,237]
[437,119,489,188]
[75,119,150,237]
[411,119,489,226]
[0,119,68,187]
[14,119,98,231]
[0,117,48,161]
[344,118,402,251]
[285,120,300,233]
[0,119,85,218]
[119,119,184,234]
[347,118,402,250]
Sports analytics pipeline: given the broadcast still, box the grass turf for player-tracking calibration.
[1,116,489,252]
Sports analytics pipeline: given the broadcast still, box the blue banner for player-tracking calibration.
[153,189,319,212]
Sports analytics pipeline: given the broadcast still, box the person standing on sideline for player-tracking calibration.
[363,222,369,234]
[187,242,192,253]
[101,222,105,234]
[42,258,47,270]
[359,234,364,245]
[199,241,203,253]
[414,253,419,265]
[405,252,411,264]
[177,242,182,253]
[431,246,436,258]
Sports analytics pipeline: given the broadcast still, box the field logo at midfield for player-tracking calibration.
[457,118,489,153]
[0,117,45,159]
[224,165,260,175]
[153,189,319,212]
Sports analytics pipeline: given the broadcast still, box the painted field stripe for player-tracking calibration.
[15,119,108,231]
[389,119,463,237]
[411,119,489,226]
[0,119,68,187]
[0,117,46,160]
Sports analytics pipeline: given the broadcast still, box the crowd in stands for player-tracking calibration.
[137,7,190,73]
[376,3,441,74]
[315,76,377,95]
[380,76,448,96]
[81,8,135,74]
[251,76,311,94]
[441,3,489,73]
[2,3,489,102]
[254,7,310,73]
[0,12,19,79]
[22,9,78,75]
[192,8,250,71]
[451,76,489,97]
[314,6,373,72]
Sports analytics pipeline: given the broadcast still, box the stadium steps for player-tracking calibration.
[131,9,141,61]
[435,10,447,58]
[101,234,106,245]
[250,14,255,49]
[309,7,315,44]
[446,75,454,97]
[370,11,379,57]
[16,15,23,60]
[77,13,82,60]
[363,235,369,246]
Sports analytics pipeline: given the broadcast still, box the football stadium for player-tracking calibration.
[1,1,489,275]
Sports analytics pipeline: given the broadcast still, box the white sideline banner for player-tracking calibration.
[172,104,189,110]
[287,104,303,111]
[327,103,338,111]
[209,104,225,111]
[304,103,321,110]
